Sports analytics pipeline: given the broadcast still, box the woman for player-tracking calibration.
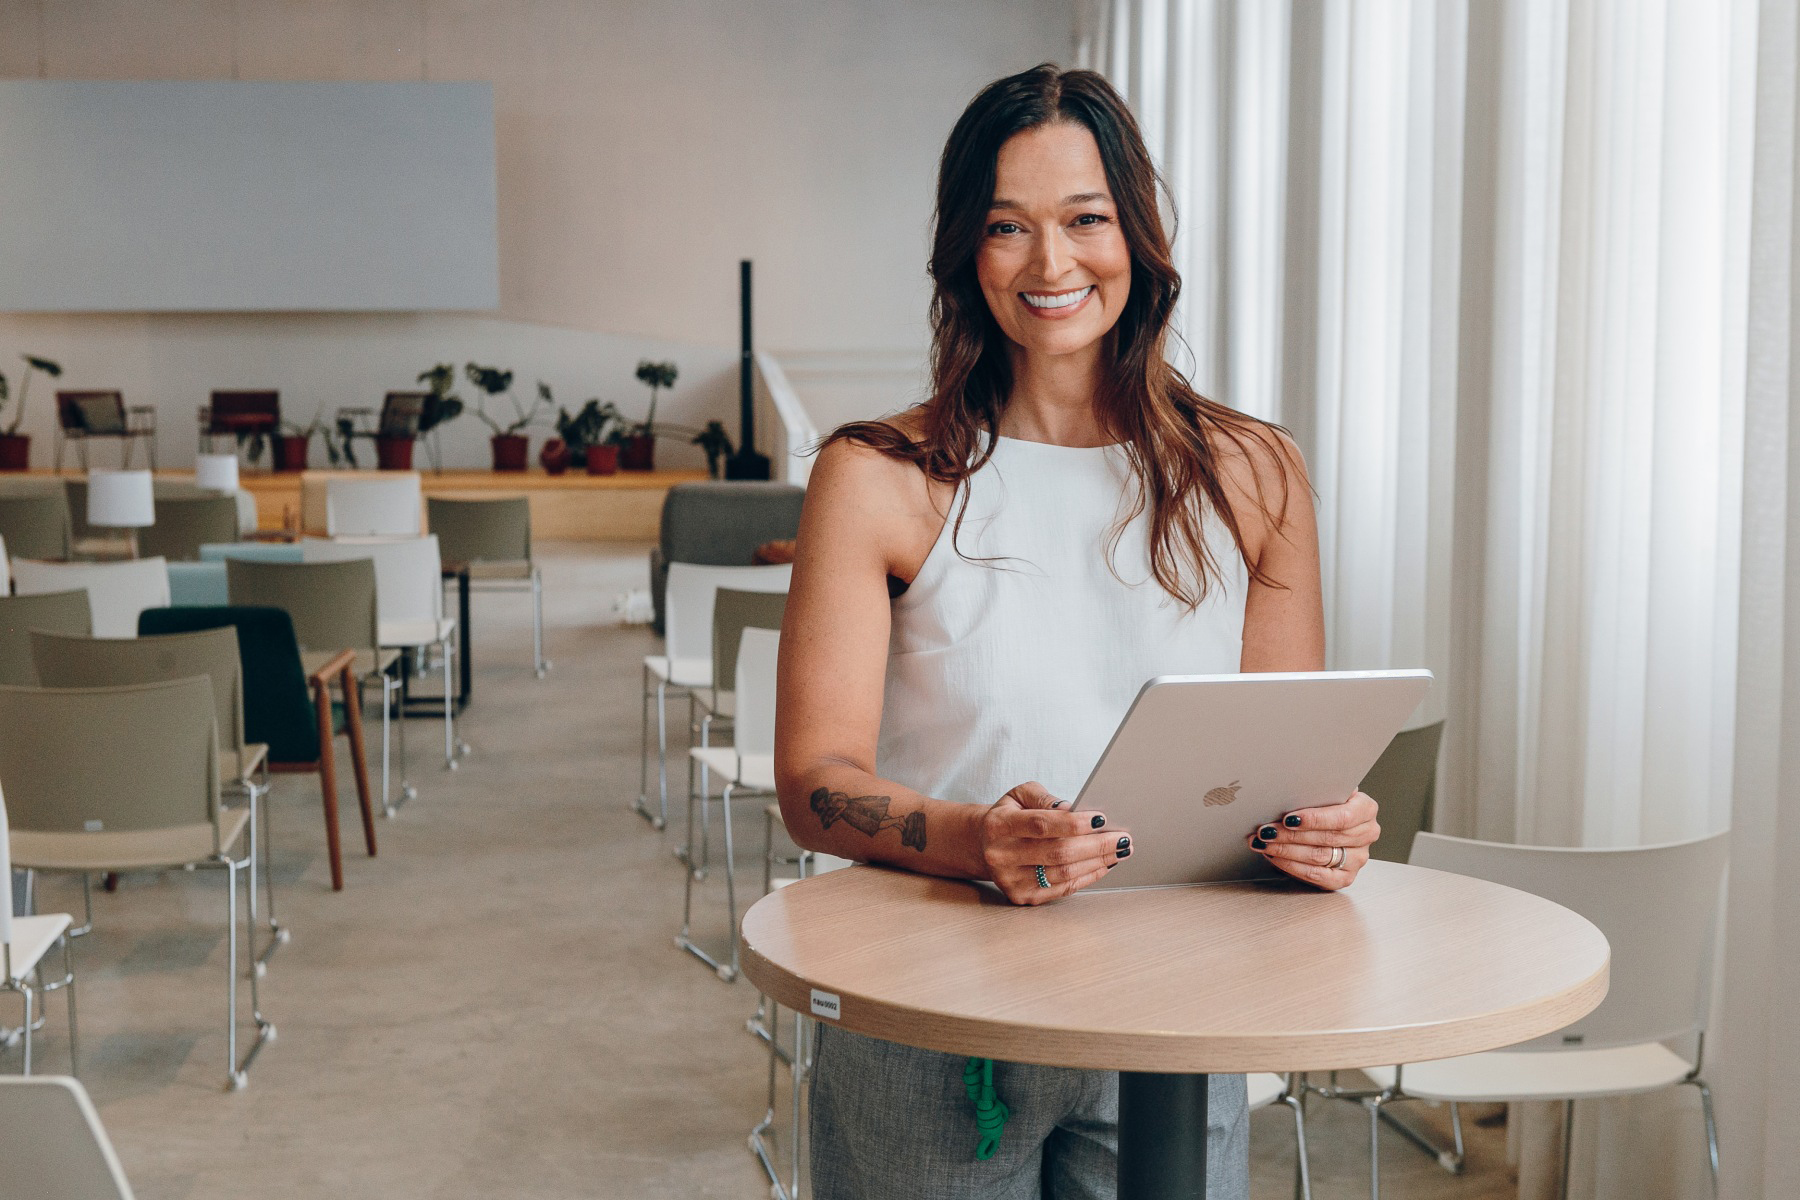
[775,64,1380,1199]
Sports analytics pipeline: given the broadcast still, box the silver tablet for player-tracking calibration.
[1073,669,1433,889]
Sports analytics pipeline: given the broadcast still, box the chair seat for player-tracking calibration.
[11,806,252,873]
[221,743,269,784]
[689,745,776,791]
[379,617,456,649]
[646,655,712,688]
[1361,1042,1696,1103]
[3,913,73,982]
[1246,1072,1286,1111]
[302,648,401,680]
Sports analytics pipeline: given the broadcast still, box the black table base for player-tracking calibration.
[1119,1071,1209,1199]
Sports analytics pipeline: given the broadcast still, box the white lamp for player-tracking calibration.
[87,469,155,557]
[194,453,240,492]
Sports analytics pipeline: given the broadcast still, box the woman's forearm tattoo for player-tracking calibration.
[810,787,928,852]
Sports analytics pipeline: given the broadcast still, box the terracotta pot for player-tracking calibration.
[0,433,30,471]
[272,434,310,472]
[490,434,529,472]
[539,438,570,476]
[586,443,619,476]
[375,436,415,471]
[619,433,655,471]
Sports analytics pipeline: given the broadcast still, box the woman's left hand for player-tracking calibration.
[1245,791,1380,891]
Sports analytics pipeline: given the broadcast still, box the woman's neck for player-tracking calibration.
[998,342,1111,447]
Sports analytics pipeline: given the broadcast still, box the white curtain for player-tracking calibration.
[1079,1,1764,1196]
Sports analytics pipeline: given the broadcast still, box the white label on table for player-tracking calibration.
[810,989,841,1021]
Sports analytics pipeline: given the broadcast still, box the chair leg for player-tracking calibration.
[532,567,549,677]
[655,680,670,828]
[1366,1096,1384,1200]
[1281,1078,1313,1200]
[1683,1077,1720,1196]
[223,853,274,1090]
[1559,1098,1575,1200]
[340,667,377,857]
[396,672,415,803]
[20,981,34,1075]
[61,936,77,1077]
[314,679,346,891]
[251,771,289,969]
[637,662,652,817]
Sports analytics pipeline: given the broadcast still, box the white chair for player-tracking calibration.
[12,557,169,639]
[639,562,790,829]
[1359,830,1730,1200]
[681,626,782,980]
[0,1076,134,1199]
[1,795,77,1076]
[302,536,464,772]
[322,474,423,538]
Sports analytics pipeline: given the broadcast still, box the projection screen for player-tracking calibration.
[0,81,498,312]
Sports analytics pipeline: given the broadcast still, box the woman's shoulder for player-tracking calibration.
[813,407,934,491]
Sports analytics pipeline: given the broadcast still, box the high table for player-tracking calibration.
[740,860,1609,1199]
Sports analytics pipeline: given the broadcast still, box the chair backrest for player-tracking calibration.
[300,536,443,626]
[207,390,280,435]
[225,558,378,654]
[1409,829,1731,1050]
[734,627,781,758]
[140,606,319,764]
[32,627,247,758]
[57,390,128,437]
[659,482,806,566]
[198,542,304,564]
[325,475,423,538]
[712,588,788,696]
[0,492,73,560]
[12,557,171,639]
[138,494,240,562]
[0,590,92,685]
[1362,720,1445,863]
[378,392,427,438]
[0,677,220,838]
[665,563,791,663]
[426,495,532,564]
[1,789,15,946]
[0,1076,136,1200]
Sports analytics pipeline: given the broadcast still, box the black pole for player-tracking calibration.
[726,258,772,480]
[1118,1072,1209,1199]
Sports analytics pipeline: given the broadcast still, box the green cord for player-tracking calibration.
[962,1056,1010,1161]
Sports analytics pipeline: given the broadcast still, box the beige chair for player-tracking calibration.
[12,558,170,639]
[426,495,548,676]
[0,1076,134,1199]
[0,591,92,686]
[0,677,272,1089]
[226,558,407,814]
[324,475,423,538]
[0,493,73,561]
[2,794,77,1077]
[1362,720,1446,863]
[138,494,239,563]
[30,628,286,970]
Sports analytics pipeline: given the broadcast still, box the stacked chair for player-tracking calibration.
[0,592,92,686]
[427,495,549,677]
[0,793,78,1078]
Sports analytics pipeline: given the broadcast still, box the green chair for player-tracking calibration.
[0,676,273,1090]
[0,592,92,686]
[225,558,407,815]
[31,627,285,966]
[139,607,377,894]
[0,494,73,561]
[427,495,548,677]
[1361,721,1446,863]
[139,494,239,562]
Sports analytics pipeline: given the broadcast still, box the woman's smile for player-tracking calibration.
[1019,285,1095,318]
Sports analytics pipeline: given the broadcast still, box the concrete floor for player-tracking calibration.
[4,543,1522,1199]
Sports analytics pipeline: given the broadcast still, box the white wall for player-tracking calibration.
[0,0,1076,467]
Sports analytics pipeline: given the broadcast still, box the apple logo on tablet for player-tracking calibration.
[1203,780,1241,807]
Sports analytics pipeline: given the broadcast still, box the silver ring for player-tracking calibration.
[1035,865,1051,889]
[1326,846,1346,870]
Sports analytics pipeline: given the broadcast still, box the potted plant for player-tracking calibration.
[691,420,735,480]
[554,398,628,475]
[274,406,334,472]
[414,365,467,472]
[622,359,679,471]
[465,366,553,472]
[0,354,63,471]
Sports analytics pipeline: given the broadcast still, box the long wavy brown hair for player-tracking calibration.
[823,63,1294,606]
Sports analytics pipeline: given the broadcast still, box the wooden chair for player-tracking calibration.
[53,391,156,471]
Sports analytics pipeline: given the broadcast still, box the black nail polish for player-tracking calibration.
[1251,837,1267,851]
[1091,814,1106,829]
[1107,862,1118,870]
[1116,845,1132,858]
[1116,836,1131,852]
[1284,814,1303,828]
[1258,825,1279,841]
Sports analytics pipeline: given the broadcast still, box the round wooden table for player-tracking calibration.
[740,859,1609,1199]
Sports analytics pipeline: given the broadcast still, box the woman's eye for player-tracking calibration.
[1073,213,1111,227]
[987,221,1023,236]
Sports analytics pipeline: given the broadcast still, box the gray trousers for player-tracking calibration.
[810,1026,1251,1200]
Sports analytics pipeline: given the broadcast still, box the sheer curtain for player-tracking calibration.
[1078,1,1761,1196]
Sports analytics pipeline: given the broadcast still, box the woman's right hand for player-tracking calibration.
[977,781,1132,905]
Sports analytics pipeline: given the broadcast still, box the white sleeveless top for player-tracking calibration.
[877,435,1250,806]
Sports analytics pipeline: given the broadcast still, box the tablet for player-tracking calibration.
[1073,669,1433,889]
